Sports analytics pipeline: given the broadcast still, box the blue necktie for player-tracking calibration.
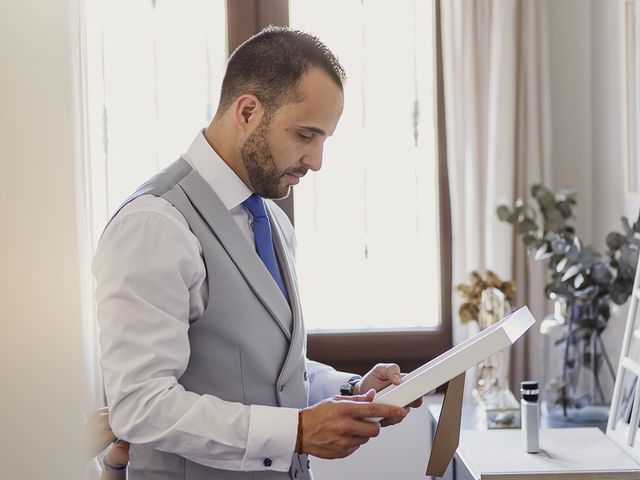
[242,194,288,300]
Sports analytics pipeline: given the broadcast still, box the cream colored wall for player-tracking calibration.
[0,0,86,478]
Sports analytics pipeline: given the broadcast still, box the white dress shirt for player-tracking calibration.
[93,131,352,472]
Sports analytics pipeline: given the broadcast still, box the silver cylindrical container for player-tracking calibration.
[521,380,540,453]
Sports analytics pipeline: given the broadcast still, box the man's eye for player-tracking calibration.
[298,133,313,142]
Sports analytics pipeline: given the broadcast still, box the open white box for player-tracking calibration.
[371,306,535,477]
[374,305,536,408]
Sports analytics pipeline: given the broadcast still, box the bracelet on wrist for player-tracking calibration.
[295,409,304,454]
[102,455,127,472]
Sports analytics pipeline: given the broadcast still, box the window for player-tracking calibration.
[81,0,227,403]
[84,0,227,235]
[81,1,450,389]
[288,1,451,373]
[290,0,440,332]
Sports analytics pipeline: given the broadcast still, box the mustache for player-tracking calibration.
[285,167,308,177]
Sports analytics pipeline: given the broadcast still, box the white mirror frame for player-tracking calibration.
[607,248,640,462]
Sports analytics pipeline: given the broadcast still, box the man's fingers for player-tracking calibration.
[380,416,404,427]
[351,389,376,402]
[374,363,401,383]
[344,419,380,438]
[334,389,376,403]
[383,364,402,384]
[345,401,406,420]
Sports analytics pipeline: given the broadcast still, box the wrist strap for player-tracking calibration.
[295,409,304,454]
[102,455,127,471]
[340,375,362,396]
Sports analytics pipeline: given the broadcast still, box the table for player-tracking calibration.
[426,396,637,480]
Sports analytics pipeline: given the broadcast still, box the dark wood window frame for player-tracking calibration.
[226,0,451,374]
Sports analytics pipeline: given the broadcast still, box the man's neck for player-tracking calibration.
[203,122,249,188]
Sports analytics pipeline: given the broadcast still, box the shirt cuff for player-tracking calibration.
[242,405,298,472]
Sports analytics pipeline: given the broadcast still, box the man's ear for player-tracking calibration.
[234,94,263,133]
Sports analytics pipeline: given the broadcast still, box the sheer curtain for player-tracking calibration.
[440,0,552,396]
[80,0,227,405]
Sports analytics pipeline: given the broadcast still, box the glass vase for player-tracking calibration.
[540,295,615,423]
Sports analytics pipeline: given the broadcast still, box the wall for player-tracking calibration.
[0,0,86,478]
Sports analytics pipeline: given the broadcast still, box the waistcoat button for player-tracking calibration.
[280,384,285,392]
[263,458,272,467]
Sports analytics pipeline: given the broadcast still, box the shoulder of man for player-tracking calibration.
[108,194,191,232]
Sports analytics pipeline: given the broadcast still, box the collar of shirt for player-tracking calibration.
[182,130,253,211]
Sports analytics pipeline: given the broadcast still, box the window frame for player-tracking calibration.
[226,0,451,374]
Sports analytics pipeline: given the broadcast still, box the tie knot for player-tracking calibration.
[242,193,268,219]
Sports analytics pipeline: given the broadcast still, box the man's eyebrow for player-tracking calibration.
[299,126,327,136]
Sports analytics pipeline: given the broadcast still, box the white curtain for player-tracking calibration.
[440,0,552,397]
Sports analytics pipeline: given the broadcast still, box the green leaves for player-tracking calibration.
[496,205,511,222]
[497,184,640,313]
[532,184,555,209]
[517,217,537,234]
[606,232,625,250]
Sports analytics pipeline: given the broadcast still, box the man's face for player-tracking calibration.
[240,67,344,199]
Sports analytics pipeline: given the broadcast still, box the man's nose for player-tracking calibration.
[302,145,324,172]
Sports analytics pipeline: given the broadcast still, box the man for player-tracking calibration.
[94,26,419,480]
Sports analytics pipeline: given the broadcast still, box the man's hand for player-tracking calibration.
[298,389,407,459]
[104,439,130,469]
[357,363,424,426]
[85,407,117,459]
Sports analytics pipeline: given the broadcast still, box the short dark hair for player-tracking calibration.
[216,26,345,117]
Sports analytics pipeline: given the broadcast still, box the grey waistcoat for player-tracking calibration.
[110,158,312,480]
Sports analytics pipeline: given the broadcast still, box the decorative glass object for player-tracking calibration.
[456,271,519,427]
[540,293,616,423]
[472,288,520,428]
[473,289,509,402]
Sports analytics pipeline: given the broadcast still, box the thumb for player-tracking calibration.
[350,388,376,403]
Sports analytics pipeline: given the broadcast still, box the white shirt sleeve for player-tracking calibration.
[306,360,360,405]
[93,197,297,472]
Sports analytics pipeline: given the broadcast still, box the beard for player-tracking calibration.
[240,118,290,199]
